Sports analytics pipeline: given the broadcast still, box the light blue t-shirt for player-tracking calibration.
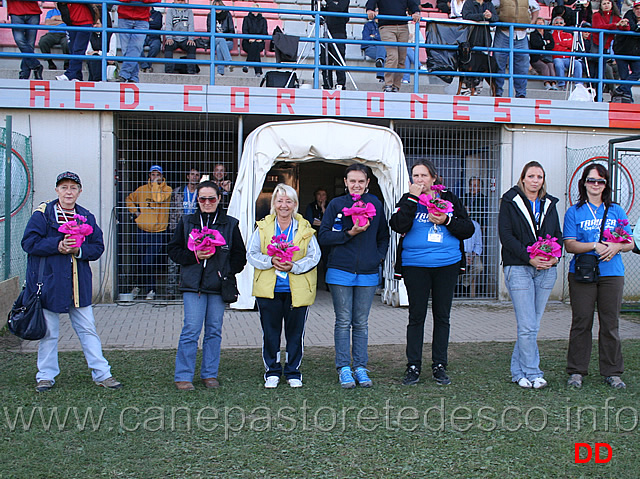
[563,202,631,277]
[325,268,379,287]
[401,203,461,268]
[274,222,293,292]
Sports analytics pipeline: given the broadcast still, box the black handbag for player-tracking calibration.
[7,259,47,340]
[573,205,608,284]
[220,275,239,303]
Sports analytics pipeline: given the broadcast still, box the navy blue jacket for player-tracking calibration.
[318,193,389,275]
[21,200,104,313]
[365,0,420,26]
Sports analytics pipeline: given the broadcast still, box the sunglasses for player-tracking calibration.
[198,196,218,204]
[585,178,607,185]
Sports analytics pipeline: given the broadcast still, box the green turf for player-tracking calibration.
[0,340,638,478]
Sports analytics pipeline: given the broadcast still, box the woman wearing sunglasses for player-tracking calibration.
[563,164,633,390]
[168,181,246,390]
[247,184,320,389]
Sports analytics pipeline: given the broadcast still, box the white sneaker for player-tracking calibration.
[145,290,156,300]
[264,376,280,389]
[130,287,140,299]
[287,378,303,388]
[532,377,548,389]
[517,377,532,389]
[56,74,70,81]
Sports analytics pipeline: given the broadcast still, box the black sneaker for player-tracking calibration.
[432,364,451,385]
[402,365,420,385]
[375,58,384,69]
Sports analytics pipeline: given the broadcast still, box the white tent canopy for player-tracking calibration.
[228,119,410,309]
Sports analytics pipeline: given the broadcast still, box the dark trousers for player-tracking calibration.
[242,40,264,74]
[321,31,346,89]
[136,229,167,293]
[39,31,70,69]
[164,40,197,73]
[567,274,625,377]
[403,264,459,369]
[140,35,161,69]
[257,293,308,380]
[65,26,92,81]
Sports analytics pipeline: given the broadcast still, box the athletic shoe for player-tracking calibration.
[550,83,559,90]
[402,365,420,385]
[339,366,356,389]
[517,377,532,389]
[287,378,303,388]
[402,79,410,84]
[532,377,548,389]
[96,377,122,389]
[375,58,384,69]
[567,374,583,388]
[36,380,54,392]
[145,290,156,300]
[544,82,552,90]
[354,367,372,387]
[383,85,393,93]
[56,74,70,81]
[604,376,626,389]
[264,376,280,389]
[432,364,451,385]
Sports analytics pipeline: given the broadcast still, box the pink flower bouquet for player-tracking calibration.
[58,214,93,247]
[603,219,632,243]
[527,235,562,260]
[342,194,377,227]
[267,234,300,262]
[188,227,226,262]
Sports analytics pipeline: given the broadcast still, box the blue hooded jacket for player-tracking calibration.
[21,200,104,313]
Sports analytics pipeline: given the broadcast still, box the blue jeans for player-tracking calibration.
[363,45,386,80]
[118,19,149,82]
[175,292,226,381]
[331,284,377,369]
[66,25,92,80]
[504,265,557,382]
[140,35,162,69]
[493,29,530,97]
[215,38,233,74]
[10,14,41,78]
[136,229,167,293]
[403,47,415,83]
[553,57,583,88]
[37,307,111,383]
[616,57,640,97]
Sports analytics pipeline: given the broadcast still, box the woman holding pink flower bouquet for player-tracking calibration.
[499,161,562,390]
[563,164,633,390]
[390,160,474,387]
[168,181,246,391]
[247,184,321,389]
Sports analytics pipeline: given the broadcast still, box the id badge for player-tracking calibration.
[427,227,443,243]
[276,270,288,280]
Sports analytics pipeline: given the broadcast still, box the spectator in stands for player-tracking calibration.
[140,8,163,73]
[461,0,499,94]
[529,17,558,90]
[366,0,421,93]
[117,0,154,83]
[361,18,386,82]
[241,4,268,76]
[86,10,117,82]
[56,1,100,81]
[321,0,350,90]
[212,163,233,210]
[551,15,584,89]
[168,167,202,297]
[449,0,466,18]
[206,0,236,76]
[39,7,69,71]
[591,0,628,97]
[612,0,640,102]
[125,165,173,301]
[164,0,197,75]
[462,176,489,229]
[7,0,43,79]
[492,0,540,98]
[402,25,420,84]
[552,2,592,27]
[462,219,483,297]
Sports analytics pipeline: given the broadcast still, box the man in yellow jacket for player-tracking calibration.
[125,165,172,300]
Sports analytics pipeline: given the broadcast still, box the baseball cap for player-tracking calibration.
[56,171,82,187]
[634,0,640,7]
[149,165,163,174]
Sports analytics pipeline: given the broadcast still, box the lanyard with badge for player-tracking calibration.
[586,202,609,243]
[275,221,294,279]
[427,196,444,244]
[183,187,197,215]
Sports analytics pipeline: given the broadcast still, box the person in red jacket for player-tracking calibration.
[56,2,99,81]
[551,15,584,89]
[7,0,43,79]
[117,0,155,83]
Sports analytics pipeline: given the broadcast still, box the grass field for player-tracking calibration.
[0,340,638,478]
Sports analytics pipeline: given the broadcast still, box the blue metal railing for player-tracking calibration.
[1,1,639,100]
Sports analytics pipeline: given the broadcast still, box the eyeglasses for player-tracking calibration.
[585,178,607,185]
[198,196,218,204]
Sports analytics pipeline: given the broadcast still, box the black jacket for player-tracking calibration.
[168,209,246,294]
[365,0,420,26]
[242,12,268,52]
[317,193,389,275]
[529,29,554,64]
[323,0,350,34]
[389,190,474,277]
[498,186,563,267]
[614,10,640,57]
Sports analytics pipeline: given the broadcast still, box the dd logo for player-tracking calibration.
[574,443,612,464]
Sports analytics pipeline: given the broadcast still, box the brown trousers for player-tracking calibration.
[567,274,624,377]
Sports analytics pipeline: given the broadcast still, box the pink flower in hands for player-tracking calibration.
[418,194,454,215]
[527,235,562,260]
[342,201,377,227]
[58,216,94,247]
[267,234,300,262]
[188,227,227,261]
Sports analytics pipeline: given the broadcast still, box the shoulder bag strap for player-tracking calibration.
[598,205,610,242]
[36,256,45,295]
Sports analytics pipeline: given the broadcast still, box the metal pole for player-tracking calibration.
[4,115,12,279]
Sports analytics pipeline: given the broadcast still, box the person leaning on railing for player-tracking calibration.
[56,0,101,81]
